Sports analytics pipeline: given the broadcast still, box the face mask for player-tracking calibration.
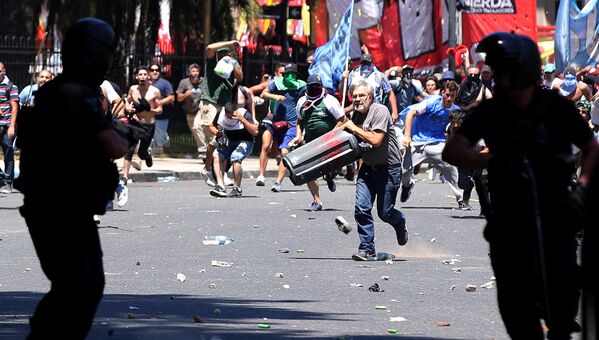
[467,74,480,85]
[360,64,374,76]
[282,73,300,90]
[306,85,323,99]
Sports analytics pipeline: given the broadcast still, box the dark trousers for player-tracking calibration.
[125,121,155,161]
[488,221,580,340]
[0,125,14,186]
[21,203,105,340]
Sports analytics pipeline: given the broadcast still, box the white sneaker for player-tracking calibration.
[256,175,265,186]
[427,168,437,181]
[116,180,128,207]
[223,172,234,186]
[202,169,217,187]
[93,215,101,224]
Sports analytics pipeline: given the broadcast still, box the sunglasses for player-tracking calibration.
[150,68,160,72]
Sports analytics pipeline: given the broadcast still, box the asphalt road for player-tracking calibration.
[1,175,510,339]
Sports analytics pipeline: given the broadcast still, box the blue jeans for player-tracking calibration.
[0,125,14,186]
[355,165,406,253]
[152,118,169,146]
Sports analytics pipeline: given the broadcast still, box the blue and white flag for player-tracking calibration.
[308,1,354,93]
[555,0,599,70]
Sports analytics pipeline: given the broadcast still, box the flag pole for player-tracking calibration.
[340,1,354,108]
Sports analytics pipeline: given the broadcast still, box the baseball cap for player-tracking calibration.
[440,70,455,82]
[402,64,414,71]
[360,54,373,64]
[283,63,298,74]
[543,63,556,73]
[307,74,323,86]
[217,47,230,53]
[481,65,492,73]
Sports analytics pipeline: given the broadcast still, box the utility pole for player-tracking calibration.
[203,0,212,47]
[448,0,457,72]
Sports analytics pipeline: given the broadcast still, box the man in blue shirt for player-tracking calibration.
[19,69,53,107]
[400,80,465,207]
[149,64,175,153]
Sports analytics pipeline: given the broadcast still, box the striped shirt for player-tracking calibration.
[0,81,19,125]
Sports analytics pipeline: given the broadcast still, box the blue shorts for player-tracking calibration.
[265,124,296,150]
[217,140,254,162]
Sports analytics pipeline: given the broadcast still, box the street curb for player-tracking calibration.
[128,170,281,183]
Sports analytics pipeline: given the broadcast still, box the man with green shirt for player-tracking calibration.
[199,40,243,185]
[291,74,347,211]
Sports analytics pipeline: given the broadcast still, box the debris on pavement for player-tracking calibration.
[449,285,457,290]
[430,238,436,243]
[465,284,477,292]
[258,323,270,329]
[441,259,461,265]
[135,261,141,266]
[290,214,297,218]
[451,267,462,273]
[369,283,384,292]
[193,315,203,323]
[381,275,390,280]
[213,308,222,314]
[211,260,233,268]
[127,313,135,319]
[335,216,352,234]
[350,283,364,287]
[283,284,290,289]
[252,224,260,228]
[389,316,407,322]
[387,328,399,334]
[277,248,290,253]
[208,283,216,289]
[480,281,494,289]
[128,306,140,310]
[176,273,186,282]
[375,305,387,310]
[435,321,451,327]
[376,252,395,261]
[202,236,234,245]
[274,272,284,278]
[296,249,305,253]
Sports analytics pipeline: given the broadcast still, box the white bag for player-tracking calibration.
[214,56,234,79]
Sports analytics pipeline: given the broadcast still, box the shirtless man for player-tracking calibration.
[553,66,592,102]
[122,66,162,182]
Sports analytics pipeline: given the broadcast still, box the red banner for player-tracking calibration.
[462,0,537,64]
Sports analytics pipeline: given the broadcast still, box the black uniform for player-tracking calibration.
[457,87,593,339]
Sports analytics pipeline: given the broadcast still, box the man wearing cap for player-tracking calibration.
[553,65,592,102]
[290,74,347,211]
[480,64,494,90]
[261,63,306,192]
[456,65,493,111]
[200,40,243,186]
[388,64,426,115]
[542,63,559,90]
[341,54,398,122]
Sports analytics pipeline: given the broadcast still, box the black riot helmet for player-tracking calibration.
[476,32,540,89]
[62,18,117,86]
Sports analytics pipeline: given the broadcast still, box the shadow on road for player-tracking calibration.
[0,291,468,340]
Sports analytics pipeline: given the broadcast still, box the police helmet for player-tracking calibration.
[62,18,117,85]
[476,32,540,89]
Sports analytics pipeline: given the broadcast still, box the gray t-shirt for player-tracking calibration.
[353,103,402,166]
[177,78,203,115]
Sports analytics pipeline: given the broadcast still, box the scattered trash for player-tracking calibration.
[274,272,284,278]
[157,176,179,183]
[290,214,297,218]
[465,285,477,292]
[430,238,437,243]
[213,308,222,314]
[296,249,305,253]
[413,232,420,236]
[435,321,451,327]
[268,202,283,205]
[193,315,203,323]
[127,313,135,319]
[177,273,186,282]
[135,261,141,266]
[143,213,158,216]
[202,236,234,245]
[208,283,216,289]
[389,317,407,322]
[277,248,290,253]
[377,252,395,261]
[385,259,394,264]
[451,267,462,273]
[128,306,140,310]
[358,264,374,268]
[258,323,270,329]
[449,285,457,290]
[387,328,399,334]
[369,283,384,292]
[350,283,364,287]
[480,281,494,289]
[381,276,390,281]
[335,216,352,234]
[252,224,260,228]
[375,305,387,310]
[199,269,206,273]
[211,260,233,268]
[283,284,290,289]
[24,268,32,272]
[441,259,461,265]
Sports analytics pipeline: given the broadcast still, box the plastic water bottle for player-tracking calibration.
[202,236,234,245]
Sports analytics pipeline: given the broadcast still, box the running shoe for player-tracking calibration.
[0,184,12,194]
[209,185,227,197]
[223,172,234,186]
[255,175,266,186]
[352,250,376,261]
[116,180,128,207]
[326,178,336,192]
[227,186,243,197]
[458,201,472,211]
[145,150,153,167]
[309,201,323,211]
[400,182,414,203]
[271,182,282,192]
[394,226,409,246]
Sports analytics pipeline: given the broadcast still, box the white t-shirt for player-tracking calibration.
[100,80,120,103]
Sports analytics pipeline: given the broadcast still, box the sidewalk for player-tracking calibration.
[116,155,280,183]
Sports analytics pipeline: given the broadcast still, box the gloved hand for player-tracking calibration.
[133,97,151,113]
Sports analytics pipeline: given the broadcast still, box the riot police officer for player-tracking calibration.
[443,32,599,339]
[15,18,129,339]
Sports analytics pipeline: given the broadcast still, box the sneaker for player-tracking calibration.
[228,186,243,197]
[93,215,101,224]
[202,169,217,187]
[400,182,414,203]
[209,185,227,197]
[326,178,336,192]
[106,200,114,211]
[256,175,265,186]
[394,226,409,246]
[0,184,12,194]
[309,201,323,211]
[352,250,376,261]
[335,216,352,234]
[458,201,472,211]
[439,174,446,183]
[145,151,153,167]
[116,180,128,207]
[427,168,437,181]
[131,161,142,171]
[223,172,234,186]
[271,182,282,192]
